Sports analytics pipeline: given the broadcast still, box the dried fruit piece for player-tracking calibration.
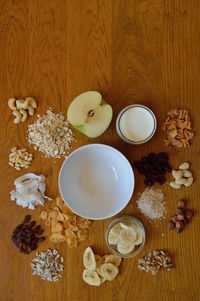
[50,233,66,243]
[110,223,122,236]
[82,269,100,286]
[40,211,48,220]
[83,247,96,271]
[77,229,88,242]
[134,228,143,245]
[120,228,137,244]
[100,263,119,281]
[65,229,78,247]
[117,241,135,254]
[51,222,63,233]
[104,255,121,267]
[108,232,120,244]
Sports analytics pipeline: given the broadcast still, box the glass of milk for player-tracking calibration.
[116,104,157,144]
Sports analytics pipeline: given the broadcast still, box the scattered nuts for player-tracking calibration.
[169,182,181,189]
[20,109,28,122]
[168,200,193,233]
[8,97,17,110]
[8,96,37,124]
[171,163,194,189]
[179,162,190,170]
[162,108,194,147]
[183,170,192,178]
[138,250,173,275]
[184,177,194,187]
[26,97,37,109]
[8,147,33,171]
[12,109,22,124]
[177,200,186,209]
[172,170,183,180]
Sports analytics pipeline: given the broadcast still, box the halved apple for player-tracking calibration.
[67,91,113,138]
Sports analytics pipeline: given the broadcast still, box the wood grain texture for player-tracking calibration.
[0,0,200,300]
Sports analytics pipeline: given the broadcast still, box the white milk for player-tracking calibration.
[119,106,155,142]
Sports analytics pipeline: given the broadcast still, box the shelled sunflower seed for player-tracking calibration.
[31,249,64,282]
[138,250,173,275]
[9,147,33,170]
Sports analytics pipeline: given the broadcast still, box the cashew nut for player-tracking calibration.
[12,110,22,124]
[16,99,27,110]
[27,105,35,116]
[8,97,16,110]
[25,97,37,109]
[20,109,28,122]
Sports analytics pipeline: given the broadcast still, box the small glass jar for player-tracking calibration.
[116,104,157,145]
[105,215,145,258]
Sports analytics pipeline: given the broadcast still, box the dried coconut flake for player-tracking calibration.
[27,108,75,158]
[137,188,166,220]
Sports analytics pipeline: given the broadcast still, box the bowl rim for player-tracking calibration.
[58,143,135,220]
[116,104,157,145]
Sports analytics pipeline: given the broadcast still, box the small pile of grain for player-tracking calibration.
[137,188,165,220]
[27,108,75,158]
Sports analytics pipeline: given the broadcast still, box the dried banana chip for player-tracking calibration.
[56,197,63,207]
[82,269,100,286]
[51,222,63,233]
[50,233,66,243]
[77,229,88,242]
[83,247,96,271]
[100,263,119,281]
[40,210,48,220]
[65,229,78,248]
[57,212,64,222]
[104,254,121,267]
[48,210,58,219]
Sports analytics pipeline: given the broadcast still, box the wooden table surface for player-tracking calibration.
[1,1,200,300]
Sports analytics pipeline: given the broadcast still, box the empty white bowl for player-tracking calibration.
[59,144,134,220]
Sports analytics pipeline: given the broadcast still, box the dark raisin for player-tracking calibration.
[156,176,166,185]
[144,178,154,186]
[38,236,45,242]
[27,221,36,229]
[31,243,37,250]
[158,152,169,162]
[33,237,39,244]
[37,229,44,235]
[25,246,32,254]
[176,207,185,214]
[22,215,31,224]
[163,163,172,172]
[13,224,23,235]
[141,156,148,164]
[147,153,158,163]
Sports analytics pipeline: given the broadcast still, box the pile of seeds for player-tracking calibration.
[27,108,75,158]
[40,197,92,247]
[167,200,193,233]
[138,250,173,275]
[162,108,194,148]
[137,188,166,220]
[133,152,171,186]
[9,147,33,171]
[11,215,45,254]
[170,162,194,189]
[31,249,64,282]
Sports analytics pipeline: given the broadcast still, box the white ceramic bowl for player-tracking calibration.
[59,144,134,220]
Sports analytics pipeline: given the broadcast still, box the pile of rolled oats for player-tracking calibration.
[27,108,75,158]
[31,249,64,282]
[9,147,33,170]
[138,250,173,275]
[162,108,194,148]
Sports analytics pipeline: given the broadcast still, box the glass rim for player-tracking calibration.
[116,104,157,145]
[105,215,146,258]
